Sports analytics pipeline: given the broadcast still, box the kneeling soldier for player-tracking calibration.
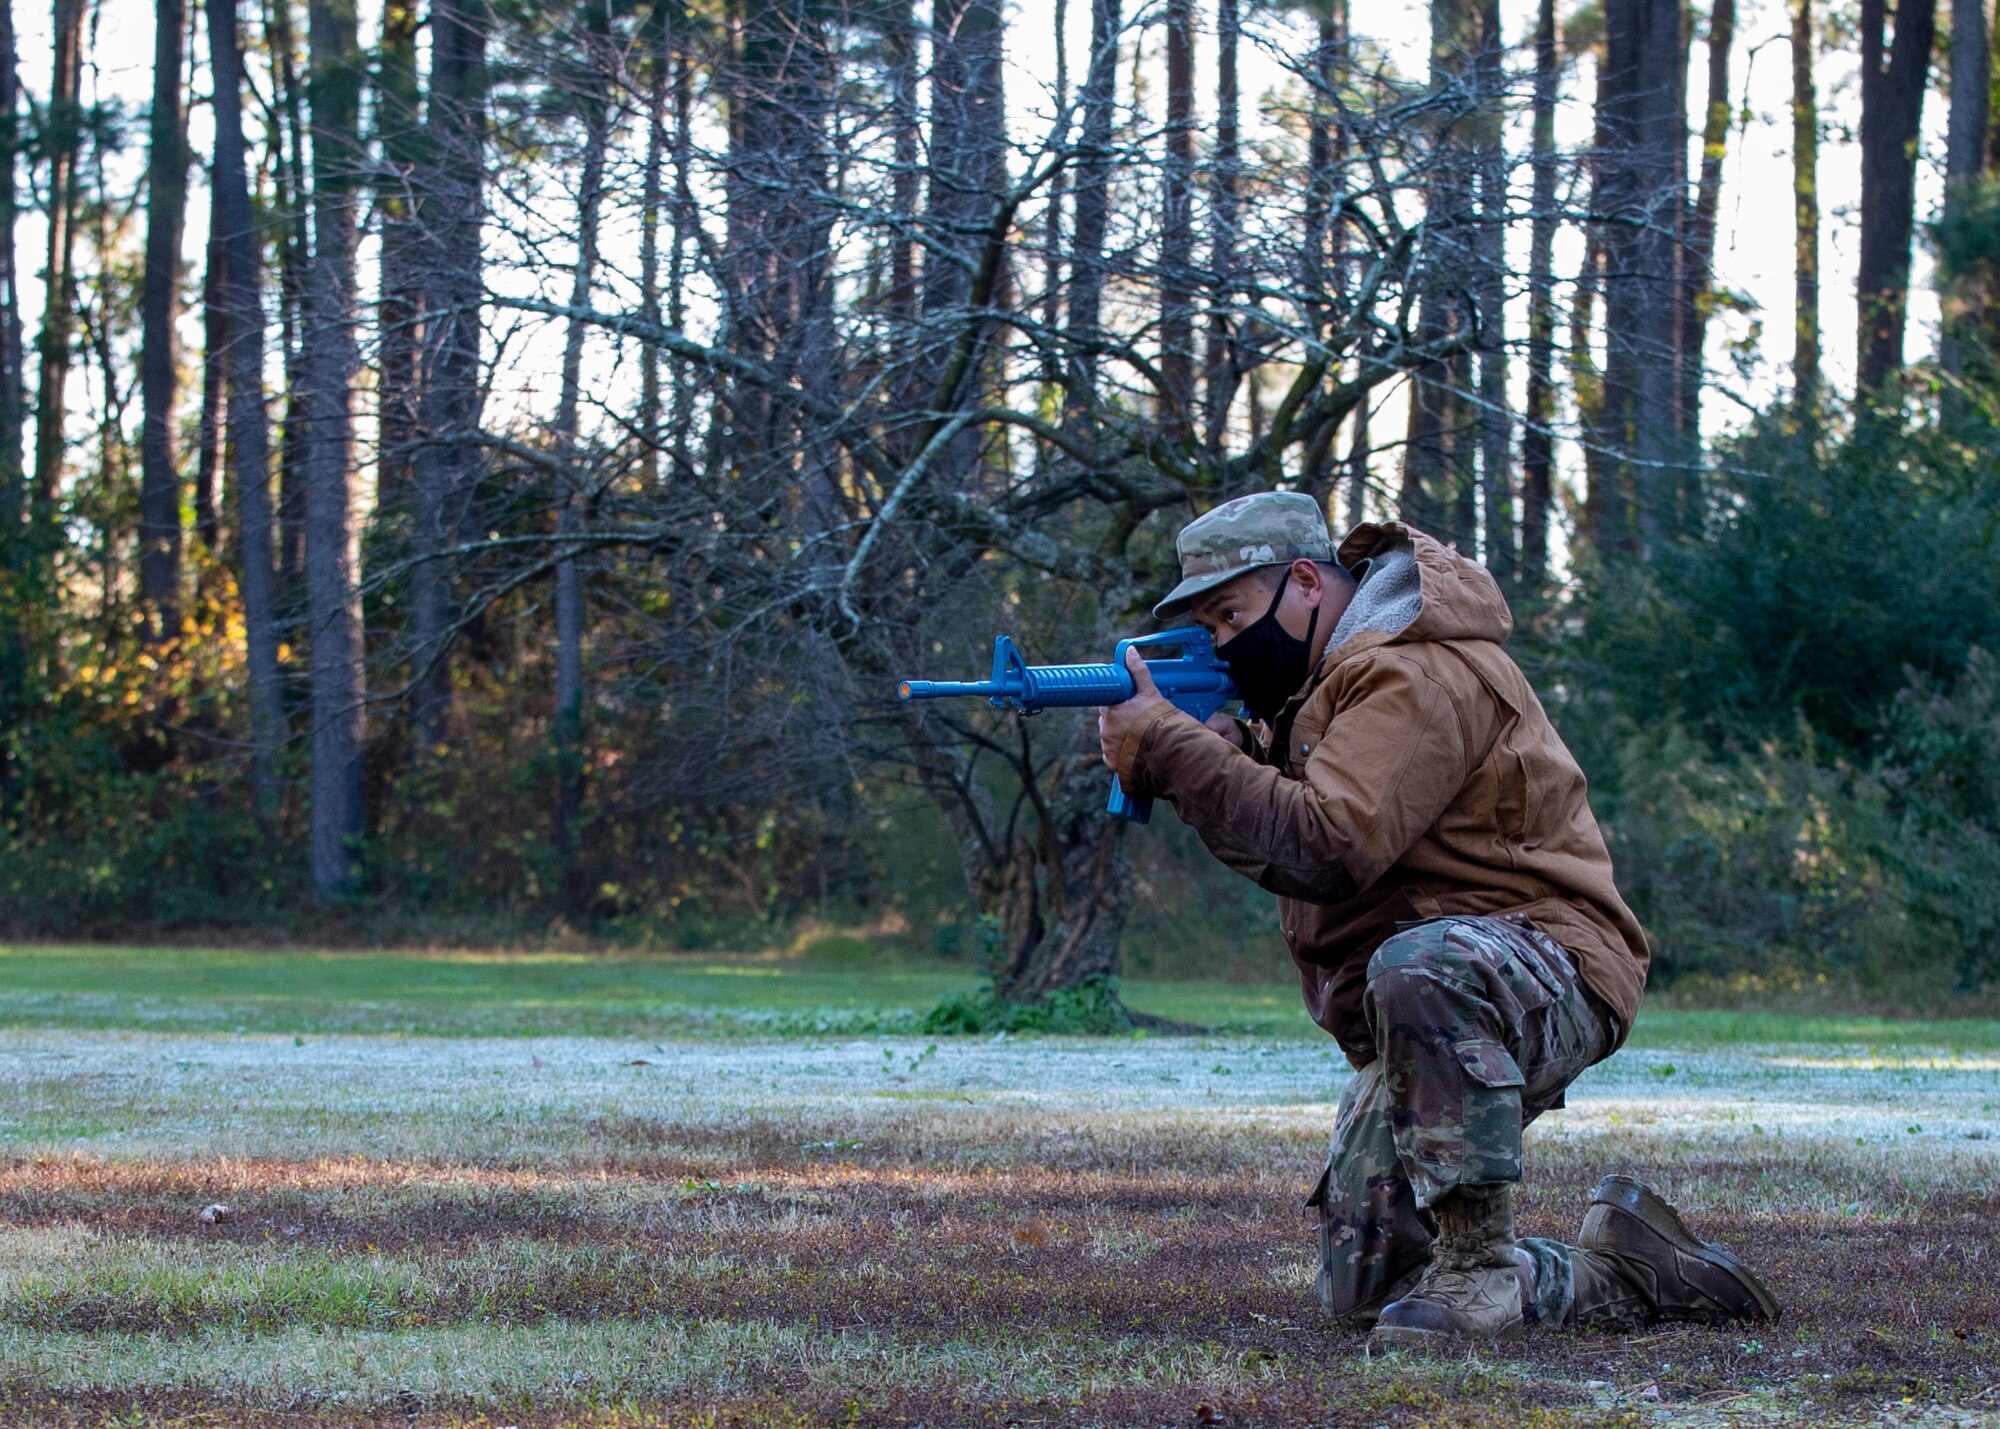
[1097,492,1779,1348]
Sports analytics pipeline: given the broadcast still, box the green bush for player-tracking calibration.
[1556,394,2000,992]
[922,974,1137,1035]
[1877,648,2000,987]
[1565,406,2000,758]
[1594,723,1905,985]
[1568,656,2000,994]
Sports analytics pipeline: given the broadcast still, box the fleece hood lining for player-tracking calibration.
[1325,543,1424,656]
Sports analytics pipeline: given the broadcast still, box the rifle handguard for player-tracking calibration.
[898,628,1238,823]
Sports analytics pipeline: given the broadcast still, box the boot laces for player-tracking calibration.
[1415,1262,1486,1301]
[1413,1230,1500,1300]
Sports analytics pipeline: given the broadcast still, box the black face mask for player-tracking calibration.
[1224,570,1321,723]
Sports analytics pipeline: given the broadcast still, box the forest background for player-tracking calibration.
[2,0,1998,1013]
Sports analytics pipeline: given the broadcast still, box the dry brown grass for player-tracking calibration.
[0,1029,1994,1426]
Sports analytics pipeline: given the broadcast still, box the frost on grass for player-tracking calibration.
[0,1028,1995,1424]
[0,1029,1994,1174]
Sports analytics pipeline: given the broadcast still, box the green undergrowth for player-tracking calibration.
[0,944,1319,1040]
[1618,1008,2000,1052]
[921,975,1138,1035]
[2,943,1999,1049]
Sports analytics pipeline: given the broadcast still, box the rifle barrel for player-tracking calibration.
[898,678,1006,701]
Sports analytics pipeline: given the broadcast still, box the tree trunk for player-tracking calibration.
[904,707,1132,1006]
[1300,13,1343,501]
[1344,405,1369,532]
[373,0,423,531]
[302,0,368,899]
[882,0,923,470]
[1399,384,1445,532]
[669,42,694,480]
[989,753,1133,1004]
[1790,0,1820,406]
[1939,0,1990,394]
[193,223,225,551]
[31,0,86,550]
[1855,0,1938,396]
[1065,0,1119,412]
[1990,0,2000,171]
[268,0,311,625]
[1474,0,1512,582]
[923,0,1006,482]
[553,0,614,921]
[1678,0,1733,515]
[1401,0,1477,537]
[0,0,23,809]
[1038,0,1066,404]
[0,0,24,548]
[1597,0,1686,557]
[1573,48,1617,551]
[1302,16,1339,305]
[638,0,669,491]
[1159,0,1194,439]
[87,296,123,645]
[1202,0,1239,462]
[1520,0,1558,593]
[886,0,919,327]
[1572,229,1612,544]
[409,0,486,754]
[723,0,834,448]
[924,0,1006,322]
[209,0,283,811]
[714,0,842,640]
[139,0,189,637]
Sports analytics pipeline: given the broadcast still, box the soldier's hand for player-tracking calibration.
[1097,648,1168,770]
[1204,710,1248,750]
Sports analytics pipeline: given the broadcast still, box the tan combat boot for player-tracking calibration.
[1368,1186,1525,1350]
[1578,1175,1780,1325]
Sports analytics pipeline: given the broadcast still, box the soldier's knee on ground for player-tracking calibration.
[1310,1063,1437,1327]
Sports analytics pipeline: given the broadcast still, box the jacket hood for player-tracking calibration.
[1327,521,1513,661]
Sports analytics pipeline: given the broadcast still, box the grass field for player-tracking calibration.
[0,945,1995,1427]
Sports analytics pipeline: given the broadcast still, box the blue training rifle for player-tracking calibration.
[897,627,1238,824]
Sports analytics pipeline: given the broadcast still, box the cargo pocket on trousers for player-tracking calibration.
[1305,1157,1332,1210]
[1486,930,1573,1023]
[1451,1037,1525,1186]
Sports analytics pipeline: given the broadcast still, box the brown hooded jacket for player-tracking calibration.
[1111,522,1648,1065]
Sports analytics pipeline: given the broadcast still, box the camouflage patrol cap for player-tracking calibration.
[1153,490,1336,620]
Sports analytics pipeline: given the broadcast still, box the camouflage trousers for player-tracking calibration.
[1309,914,1640,1330]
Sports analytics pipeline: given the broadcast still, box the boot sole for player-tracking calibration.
[1367,1320,1524,1354]
[1588,1175,1781,1323]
